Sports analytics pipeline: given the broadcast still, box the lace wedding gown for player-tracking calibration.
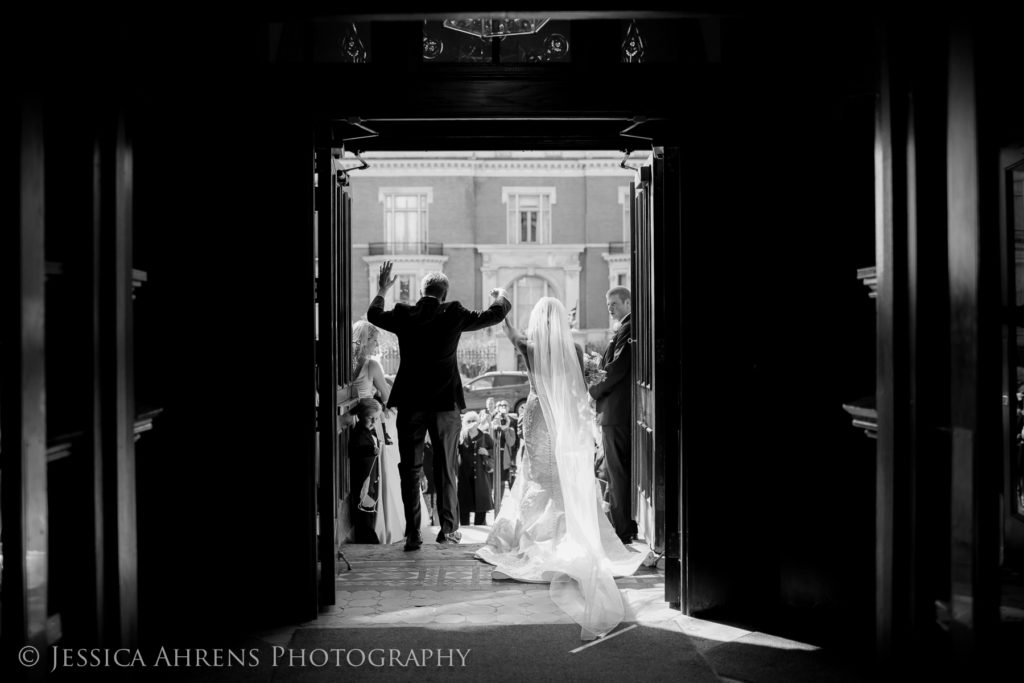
[475,298,646,640]
[476,388,570,566]
[352,362,428,544]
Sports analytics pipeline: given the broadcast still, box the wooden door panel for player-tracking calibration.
[315,148,342,605]
[631,150,683,608]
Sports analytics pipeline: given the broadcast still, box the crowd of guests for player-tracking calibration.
[347,282,637,547]
[455,398,523,525]
[349,393,526,537]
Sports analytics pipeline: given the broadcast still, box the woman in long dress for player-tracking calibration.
[351,320,428,544]
[475,297,646,640]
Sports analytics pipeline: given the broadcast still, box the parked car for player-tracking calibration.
[461,371,531,413]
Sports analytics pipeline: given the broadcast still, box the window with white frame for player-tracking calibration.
[396,275,414,303]
[379,187,432,249]
[502,187,556,244]
[512,276,553,329]
[618,185,632,243]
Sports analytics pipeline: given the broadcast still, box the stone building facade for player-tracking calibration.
[349,151,641,372]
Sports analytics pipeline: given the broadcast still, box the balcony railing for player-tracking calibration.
[368,242,445,256]
[607,241,630,254]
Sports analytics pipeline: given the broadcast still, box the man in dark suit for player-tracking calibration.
[588,286,637,545]
[368,261,511,550]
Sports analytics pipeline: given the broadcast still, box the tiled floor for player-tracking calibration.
[255,525,676,640]
[251,525,866,681]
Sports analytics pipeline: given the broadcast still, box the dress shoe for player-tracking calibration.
[436,530,462,544]
[404,531,422,551]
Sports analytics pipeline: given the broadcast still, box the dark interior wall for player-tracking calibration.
[750,17,878,623]
[13,6,930,647]
[122,14,319,638]
[679,15,878,643]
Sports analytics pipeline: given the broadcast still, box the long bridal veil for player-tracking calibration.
[528,297,645,640]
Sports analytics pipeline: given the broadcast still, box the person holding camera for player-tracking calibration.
[478,397,497,438]
[491,400,519,491]
[457,411,495,525]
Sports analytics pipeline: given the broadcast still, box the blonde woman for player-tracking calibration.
[351,320,427,544]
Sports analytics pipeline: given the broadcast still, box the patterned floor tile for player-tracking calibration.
[324,541,680,633]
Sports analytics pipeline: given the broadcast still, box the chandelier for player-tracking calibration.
[442,17,550,38]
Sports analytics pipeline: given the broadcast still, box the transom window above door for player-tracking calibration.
[379,187,433,247]
[618,185,632,243]
[502,186,556,244]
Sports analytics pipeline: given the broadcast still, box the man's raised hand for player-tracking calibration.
[378,261,397,293]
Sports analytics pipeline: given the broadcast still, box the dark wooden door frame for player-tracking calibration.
[315,121,686,610]
[653,147,684,611]
[1001,147,1024,527]
[945,22,1002,661]
[98,109,139,650]
[315,146,341,604]
[631,164,655,551]
[1,97,50,664]
[874,19,914,658]
[3,99,140,663]
[630,148,684,610]
[873,17,1006,663]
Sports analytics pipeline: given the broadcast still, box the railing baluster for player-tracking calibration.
[367,241,444,256]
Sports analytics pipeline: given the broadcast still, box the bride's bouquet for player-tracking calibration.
[583,351,606,388]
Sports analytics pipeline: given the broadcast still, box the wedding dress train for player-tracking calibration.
[475,298,646,640]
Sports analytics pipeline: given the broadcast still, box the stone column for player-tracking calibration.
[565,264,582,323]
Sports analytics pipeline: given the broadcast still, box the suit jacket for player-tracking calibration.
[367,294,511,410]
[348,422,379,461]
[588,313,632,426]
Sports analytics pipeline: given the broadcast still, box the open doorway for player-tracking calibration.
[335,149,647,545]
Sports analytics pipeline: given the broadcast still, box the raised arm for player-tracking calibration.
[502,315,525,345]
[366,261,400,333]
[461,288,512,332]
[367,358,390,406]
[503,316,530,359]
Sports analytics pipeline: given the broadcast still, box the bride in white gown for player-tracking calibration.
[475,297,646,640]
[351,320,428,544]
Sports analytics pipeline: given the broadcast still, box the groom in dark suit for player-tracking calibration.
[588,286,637,545]
[368,261,511,550]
